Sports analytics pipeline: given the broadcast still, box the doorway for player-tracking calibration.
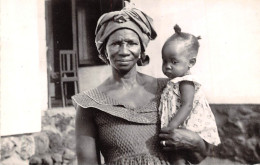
[46,0,74,108]
[45,0,125,108]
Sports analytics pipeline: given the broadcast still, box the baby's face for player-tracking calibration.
[162,42,191,79]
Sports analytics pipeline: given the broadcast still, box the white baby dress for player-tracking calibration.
[159,75,221,146]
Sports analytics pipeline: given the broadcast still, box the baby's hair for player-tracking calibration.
[163,24,201,57]
[174,24,182,34]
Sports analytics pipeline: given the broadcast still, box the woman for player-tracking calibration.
[72,7,210,165]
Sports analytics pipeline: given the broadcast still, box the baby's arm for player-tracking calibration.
[168,81,195,128]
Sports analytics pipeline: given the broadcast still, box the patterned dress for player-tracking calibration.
[159,75,221,146]
[72,78,171,165]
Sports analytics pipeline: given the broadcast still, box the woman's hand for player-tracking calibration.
[159,127,209,163]
[159,127,203,151]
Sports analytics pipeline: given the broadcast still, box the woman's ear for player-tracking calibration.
[98,49,110,64]
[104,51,110,64]
[137,52,150,66]
[189,58,196,68]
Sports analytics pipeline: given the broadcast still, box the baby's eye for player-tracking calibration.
[171,59,177,64]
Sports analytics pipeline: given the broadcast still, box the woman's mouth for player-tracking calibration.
[116,59,133,65]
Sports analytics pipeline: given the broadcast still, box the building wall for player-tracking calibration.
[0,0,47,135]
[78,65,111,92]
[134,0,260,104]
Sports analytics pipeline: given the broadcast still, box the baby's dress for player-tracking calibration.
[159,74,221,146]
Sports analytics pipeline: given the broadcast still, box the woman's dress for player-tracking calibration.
[72,78,170,165]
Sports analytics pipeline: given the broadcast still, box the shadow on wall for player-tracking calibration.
[78,65,111,92]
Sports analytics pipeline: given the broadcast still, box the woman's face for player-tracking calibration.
[106,29,141,72]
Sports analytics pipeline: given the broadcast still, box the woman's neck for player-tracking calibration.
[111,67,141,89]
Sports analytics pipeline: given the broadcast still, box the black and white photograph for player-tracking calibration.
[1,0,260,164]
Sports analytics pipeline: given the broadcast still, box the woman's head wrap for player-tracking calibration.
[95,7,157,64]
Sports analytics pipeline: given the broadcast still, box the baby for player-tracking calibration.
[159,25,221,164]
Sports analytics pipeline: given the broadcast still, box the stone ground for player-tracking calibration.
[199,157,246,165]
[0,157,246,165]
[1,105,259,164]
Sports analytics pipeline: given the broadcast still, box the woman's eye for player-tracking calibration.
[111,42,120,46]
[128,41,138,45]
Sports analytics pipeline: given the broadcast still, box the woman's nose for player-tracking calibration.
[118,43,129,56]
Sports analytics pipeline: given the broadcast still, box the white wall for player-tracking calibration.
[0,0,47,136]
[131,0,260,104]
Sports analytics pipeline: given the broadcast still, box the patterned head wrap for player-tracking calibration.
[95,7,157,65]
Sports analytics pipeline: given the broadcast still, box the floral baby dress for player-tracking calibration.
[159,74,221,146]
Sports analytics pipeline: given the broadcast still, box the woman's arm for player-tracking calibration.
[159,127,210,164]
[75,106,100,165]
[168,81,195,128]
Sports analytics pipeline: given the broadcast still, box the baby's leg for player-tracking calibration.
[169,152,186,165]
[171,157,186,165]
[169,148,193,165]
